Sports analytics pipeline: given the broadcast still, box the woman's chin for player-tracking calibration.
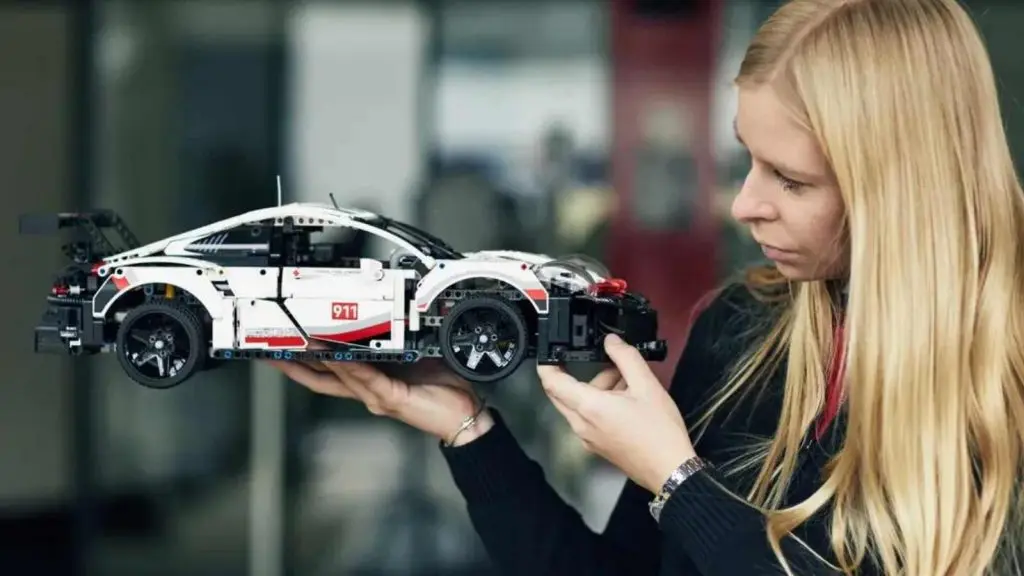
[771,260,816,281]
[770,260,845,282]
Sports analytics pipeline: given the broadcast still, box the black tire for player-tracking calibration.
[116,301,206,389]
[440,295,528,383]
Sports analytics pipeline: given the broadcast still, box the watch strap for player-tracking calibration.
[649,456,712,523]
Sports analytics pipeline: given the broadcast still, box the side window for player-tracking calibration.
[297,225,367,269]
[385,245,428,274]
[185,221,272,266]
[352,225,430,273]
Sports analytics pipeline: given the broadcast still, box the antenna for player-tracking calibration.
[276,175,282,206]
[328,193,339,209]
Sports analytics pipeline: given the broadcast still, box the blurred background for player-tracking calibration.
[2,0,1022,575]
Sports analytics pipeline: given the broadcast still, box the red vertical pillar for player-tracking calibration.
[607,0,723,383]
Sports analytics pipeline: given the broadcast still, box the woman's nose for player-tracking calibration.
[730,179,777,224]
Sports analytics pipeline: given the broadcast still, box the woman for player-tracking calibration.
[271,0,1024,574]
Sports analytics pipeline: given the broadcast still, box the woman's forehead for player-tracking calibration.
[736,86,831,182]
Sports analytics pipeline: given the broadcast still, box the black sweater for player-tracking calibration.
[440,282,876,575]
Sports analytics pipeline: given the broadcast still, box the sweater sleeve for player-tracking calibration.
[657,470,841,575]
[658,283,842,575]
[440,408,661,576]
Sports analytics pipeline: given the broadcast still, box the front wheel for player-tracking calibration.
[439,295,528,383]
[116,301,205,389]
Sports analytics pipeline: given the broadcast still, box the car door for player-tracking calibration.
[280,257,401,347]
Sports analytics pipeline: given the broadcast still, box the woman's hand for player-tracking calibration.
[537,333,697,494]
[268,355,493,446]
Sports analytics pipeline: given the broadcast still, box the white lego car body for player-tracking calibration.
[26,202,666,388]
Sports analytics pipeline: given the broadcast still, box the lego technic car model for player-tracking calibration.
[20,200,667,388]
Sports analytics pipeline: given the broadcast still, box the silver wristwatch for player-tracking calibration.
[648,456,711,523]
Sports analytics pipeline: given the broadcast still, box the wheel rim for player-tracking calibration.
[446,306,522,378]
[121,311,193,384]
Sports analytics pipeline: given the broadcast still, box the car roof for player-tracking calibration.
[102,202,385,264]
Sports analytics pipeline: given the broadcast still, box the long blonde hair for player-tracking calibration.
[693,0,1024,574]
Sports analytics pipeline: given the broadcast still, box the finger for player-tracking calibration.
[547,392,588,432]
[320,360,378,383]
[320,362,400,408]
[344,361,390,383]
[268,360,355,398]
[321,361,400,416]
[603,333,658,390]
[300,359,331,373]
[537,363,600,414]
[589,367,624,391]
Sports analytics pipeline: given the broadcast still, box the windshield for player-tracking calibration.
[363,215,463,259]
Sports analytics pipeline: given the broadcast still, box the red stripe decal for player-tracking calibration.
[245,336,307,347]
[310,321,392,343]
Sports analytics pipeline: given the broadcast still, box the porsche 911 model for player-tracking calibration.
[20,200,667,388]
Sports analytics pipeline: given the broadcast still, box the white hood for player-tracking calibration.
[460,250,554,264]
[460,250,610,291]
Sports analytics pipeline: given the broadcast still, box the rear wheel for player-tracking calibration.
[116,301,205,389]
[440,295,528,383]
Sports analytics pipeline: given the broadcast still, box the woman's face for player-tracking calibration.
[731,84,848,281]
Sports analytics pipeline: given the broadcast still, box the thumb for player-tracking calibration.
[603,333,658,391]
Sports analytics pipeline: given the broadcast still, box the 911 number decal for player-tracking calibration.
[332,302,359,320]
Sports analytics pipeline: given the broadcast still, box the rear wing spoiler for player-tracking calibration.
[18,210,142,261]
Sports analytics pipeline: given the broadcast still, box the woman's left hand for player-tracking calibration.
[538,333,697,494]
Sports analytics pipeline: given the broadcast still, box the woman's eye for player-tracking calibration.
[773,169,804,192]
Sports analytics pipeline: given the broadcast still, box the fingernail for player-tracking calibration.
[605,333,621,344]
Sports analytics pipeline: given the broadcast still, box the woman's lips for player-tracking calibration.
[759,243,799,261]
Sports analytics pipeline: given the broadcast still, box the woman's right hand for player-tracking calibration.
[267,357,494,446]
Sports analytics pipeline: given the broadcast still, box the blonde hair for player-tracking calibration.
[693,0,1024,574]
